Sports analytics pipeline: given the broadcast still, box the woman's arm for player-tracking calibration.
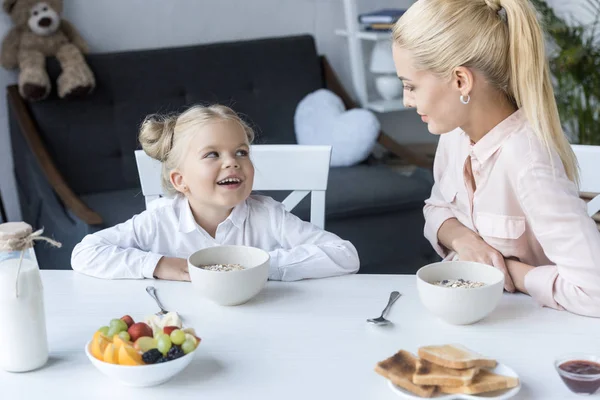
[517,159,600,317]
[423,135,457,257]
[424,135,515,291]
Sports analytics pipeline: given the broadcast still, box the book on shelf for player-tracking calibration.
[358,8,406,24]
[362,23,395,32]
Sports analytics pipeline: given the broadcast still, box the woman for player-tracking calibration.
[392,0,600,317]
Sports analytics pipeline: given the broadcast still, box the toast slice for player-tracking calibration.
[418,344,497,369]
[375,350,436,398]
[439,369,519,395]
[413,358,479,387]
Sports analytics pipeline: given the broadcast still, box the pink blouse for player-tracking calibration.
[424,109,600,317]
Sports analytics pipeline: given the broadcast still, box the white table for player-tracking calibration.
[1,271,597,400]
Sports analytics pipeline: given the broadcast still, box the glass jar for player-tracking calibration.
[0,222,48,372]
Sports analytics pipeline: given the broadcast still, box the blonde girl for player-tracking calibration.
[71,105,359,281]
[392,0,600,317]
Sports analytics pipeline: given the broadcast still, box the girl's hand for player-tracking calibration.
[452,233,516,293]
[153,257,190,282]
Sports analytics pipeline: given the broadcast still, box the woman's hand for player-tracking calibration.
[153,257,190,281]
[438,219,516,292]
[452,232,516,293]
[505,258,535,294]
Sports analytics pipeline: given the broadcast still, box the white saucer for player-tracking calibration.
[388,362,521,400]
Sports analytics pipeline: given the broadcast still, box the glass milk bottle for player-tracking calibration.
[0,222,49,372]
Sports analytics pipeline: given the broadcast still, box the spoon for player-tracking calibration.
[145,286,169,317]
[367,291,401,325]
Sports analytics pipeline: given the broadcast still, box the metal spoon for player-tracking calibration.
[146,286,169,316]
[367,291,401,325]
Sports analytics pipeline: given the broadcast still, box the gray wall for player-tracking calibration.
[0,0,588,222]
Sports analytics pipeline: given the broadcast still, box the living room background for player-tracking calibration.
[0,0,585,221]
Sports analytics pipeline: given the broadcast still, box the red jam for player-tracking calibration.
[559,360,600,395]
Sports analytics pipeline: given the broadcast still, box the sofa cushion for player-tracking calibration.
[257,166,433,222]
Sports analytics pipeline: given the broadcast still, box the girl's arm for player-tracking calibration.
[517,159,600,317]
[71,210,168,280]
[266,200,359,281]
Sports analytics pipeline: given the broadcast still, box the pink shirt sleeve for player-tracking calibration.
[518,159,600,317]
[423,136,456,259]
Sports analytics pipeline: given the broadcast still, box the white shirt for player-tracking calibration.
[71,195,360,281]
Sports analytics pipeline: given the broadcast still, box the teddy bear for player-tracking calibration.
[0,0,95,101]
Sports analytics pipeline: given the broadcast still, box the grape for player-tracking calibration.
[106,326,120,338]
[97,326,109,336]
[109,318,128,332]
[157,334,172,355]
[181,338,196,354]
[170,329,185,345]
[118,331,131,342]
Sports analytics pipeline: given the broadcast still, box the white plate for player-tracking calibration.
[388,362,521,400]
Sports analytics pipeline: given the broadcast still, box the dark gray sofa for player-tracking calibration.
[7,34,437,274]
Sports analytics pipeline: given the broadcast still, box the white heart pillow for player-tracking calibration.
[294,89,380,167]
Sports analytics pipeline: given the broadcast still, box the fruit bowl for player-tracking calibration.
[85,313,200,387]
[85,340,196,387]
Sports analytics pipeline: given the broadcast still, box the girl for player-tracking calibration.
[392,0,600,317]
[71,105,359,281]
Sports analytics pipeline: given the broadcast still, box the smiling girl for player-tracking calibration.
[71,105,359,281]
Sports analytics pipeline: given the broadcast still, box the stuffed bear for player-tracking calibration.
[0,0,95,101]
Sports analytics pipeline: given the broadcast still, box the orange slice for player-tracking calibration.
[113,335,133,351]
[90,331,111,361]
[118,345,143,366]
[103,343,119,364]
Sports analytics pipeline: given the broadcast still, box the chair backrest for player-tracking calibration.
[134,145,332,228]
[572,144,600,217]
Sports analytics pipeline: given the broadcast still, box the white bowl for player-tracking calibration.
[188,245,270,306]
[84,341,195,387]
[416,261,505,325]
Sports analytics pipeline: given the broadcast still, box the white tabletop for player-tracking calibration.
[1,271,597,400]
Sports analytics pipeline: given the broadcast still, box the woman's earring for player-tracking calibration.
[460,94,471,105]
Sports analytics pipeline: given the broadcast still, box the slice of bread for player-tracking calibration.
[375,350,436,398]
[413,358,479,387]
[439,369,519,395]
[418,344,497,369]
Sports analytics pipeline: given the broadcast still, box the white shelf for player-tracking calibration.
[365,99,407,113]
[335,29,392,41]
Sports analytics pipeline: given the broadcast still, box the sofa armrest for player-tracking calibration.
[7,85,103,225]
[320,56,432,169]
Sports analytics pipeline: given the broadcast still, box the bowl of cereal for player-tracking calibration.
[416,261,504,325]
[188,245,270,306]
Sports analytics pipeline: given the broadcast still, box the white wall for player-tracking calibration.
[0,0,423,222]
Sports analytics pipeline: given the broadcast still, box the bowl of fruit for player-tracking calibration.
[85,312,200,387]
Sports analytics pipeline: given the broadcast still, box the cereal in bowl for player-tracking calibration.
[433,278,486,288]
[199,263,245,272]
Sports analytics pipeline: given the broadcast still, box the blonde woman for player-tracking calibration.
[71,105,359,281]
[393,0,600,317]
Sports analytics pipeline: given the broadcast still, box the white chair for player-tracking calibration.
[572,144,600,217]
[134,145,332,228]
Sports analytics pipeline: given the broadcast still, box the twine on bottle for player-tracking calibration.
[0,229,62,297]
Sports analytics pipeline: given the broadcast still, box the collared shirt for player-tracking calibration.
[71,195,360,281]
[424,109,600,317]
